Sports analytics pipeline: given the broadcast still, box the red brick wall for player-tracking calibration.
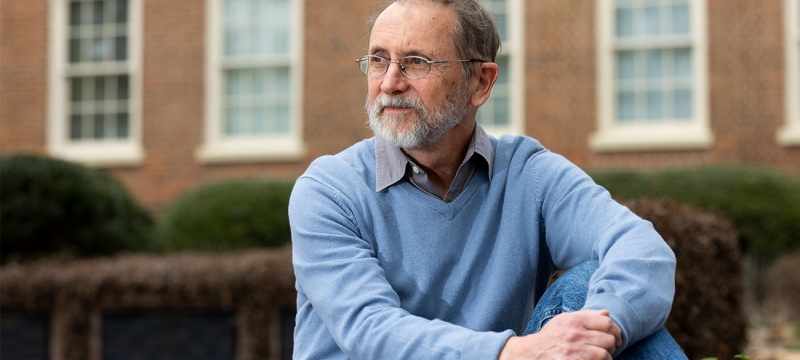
[0,0,48,155]
[1,0,798,211]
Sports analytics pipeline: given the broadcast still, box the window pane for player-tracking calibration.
[478,0,507,41]
[617,51,635,79]
[252,69,267,94]
[92,37,107,61]
[226,69,248,96]
[70,2,82,25]
[671,3,690,34]
[616,6,633,37]
[617,91,636,121]
[276,105,290,133]
[116,113,129,138]
[115,0,127,23]
[674,89,692,119]
[273,66,290,94]
[267,0,290,55]
[225,0,246,20]
[225,108,242,135]
[93,114,105,139]
[70,115,83,139]
[674,48,692,77]
[644,5,661,36]
[252,107,266,134]
[646,49,662,78]
[224,0,291,57]
[71,78,83,102]
[493,96,509,126]
[646,90,663,120]
[92,1,104,24]
[115,36,127,60]
[95,77,106,100]
[69,39,81,63]
[117,75,129,100]
[494,13,507,42]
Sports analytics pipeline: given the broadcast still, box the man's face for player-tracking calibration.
[366,1,471,149]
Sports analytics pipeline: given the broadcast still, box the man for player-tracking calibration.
[289,0,686,358]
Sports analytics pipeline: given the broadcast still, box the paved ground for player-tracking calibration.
[743,322,800,360]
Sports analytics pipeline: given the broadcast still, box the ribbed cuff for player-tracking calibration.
[583,292,642,356]
[460,329,516,360]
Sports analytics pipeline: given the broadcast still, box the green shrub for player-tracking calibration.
[0,154,155,263]
[588,166,800,257]
[158,179,294,252]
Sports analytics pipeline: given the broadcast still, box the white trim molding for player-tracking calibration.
[47,0,144,166]
[779,0,800,146]
[477,0,524,138]
[591,0,713,152]
[198,0,306,164]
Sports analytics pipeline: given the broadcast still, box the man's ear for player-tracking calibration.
[470,62,499,107]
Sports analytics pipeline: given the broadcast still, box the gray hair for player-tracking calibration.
[367,0,502,78]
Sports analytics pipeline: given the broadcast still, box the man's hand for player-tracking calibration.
[498,309,622,360]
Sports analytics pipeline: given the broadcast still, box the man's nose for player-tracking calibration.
[380,62,409,95]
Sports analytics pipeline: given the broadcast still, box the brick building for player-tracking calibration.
[2,0,799,210]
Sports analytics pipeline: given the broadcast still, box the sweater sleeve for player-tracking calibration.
[289,168,513,360]
[532,151,676,355]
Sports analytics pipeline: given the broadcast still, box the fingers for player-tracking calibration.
[583,310,623,347]
[537,311,618,357]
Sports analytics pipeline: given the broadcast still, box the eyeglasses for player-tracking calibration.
[356,55,485,78]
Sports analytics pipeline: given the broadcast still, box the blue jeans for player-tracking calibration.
[523,261,687,359]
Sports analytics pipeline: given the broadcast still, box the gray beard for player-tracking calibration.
[365,84,468,149]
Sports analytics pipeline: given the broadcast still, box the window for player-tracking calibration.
[779,0,800,146]
[591,0,712,151]
[48,0,143,166]
[477,0,524,136]
[198,0,305,163]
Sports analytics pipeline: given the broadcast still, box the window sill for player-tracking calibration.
[48,142,144,167]
[196,138,306,164]
[589,123,714,152]
[777,124,800,147]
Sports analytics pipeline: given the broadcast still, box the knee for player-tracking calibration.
[560,260,599,283]
[549,260,599,294]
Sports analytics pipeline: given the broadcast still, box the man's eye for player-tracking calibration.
[411,58,424,65]
[372,57,386,64]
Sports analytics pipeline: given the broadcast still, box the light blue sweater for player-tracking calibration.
[290,135,676,359]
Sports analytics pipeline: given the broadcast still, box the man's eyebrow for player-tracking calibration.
[367,46,434,59]
[369,45,388,54]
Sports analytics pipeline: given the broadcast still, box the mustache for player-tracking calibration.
[372,94,426,116]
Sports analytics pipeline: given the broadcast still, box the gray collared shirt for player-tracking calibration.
[375,124,495,203]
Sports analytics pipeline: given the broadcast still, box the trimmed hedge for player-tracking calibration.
[158,179,294,252]
[589,166,800,257]
[0,154,155,263]
[623,199,745,359]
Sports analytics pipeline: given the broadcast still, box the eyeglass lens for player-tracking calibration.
[360,56,430,78]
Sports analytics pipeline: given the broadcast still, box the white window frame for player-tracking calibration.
[478,0,524,137]
[591,0,713,152]
[779,0,800,146]
[47,0,144,166]
[197,0,305,163]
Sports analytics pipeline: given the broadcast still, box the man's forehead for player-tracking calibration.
[368,1,458,55]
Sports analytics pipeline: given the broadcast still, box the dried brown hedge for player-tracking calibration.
[623,198,746,359]
[0,247,295,360]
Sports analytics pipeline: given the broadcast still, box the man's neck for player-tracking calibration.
[403,121,475,198]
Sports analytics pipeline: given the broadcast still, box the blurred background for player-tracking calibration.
[1,0,799,359]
